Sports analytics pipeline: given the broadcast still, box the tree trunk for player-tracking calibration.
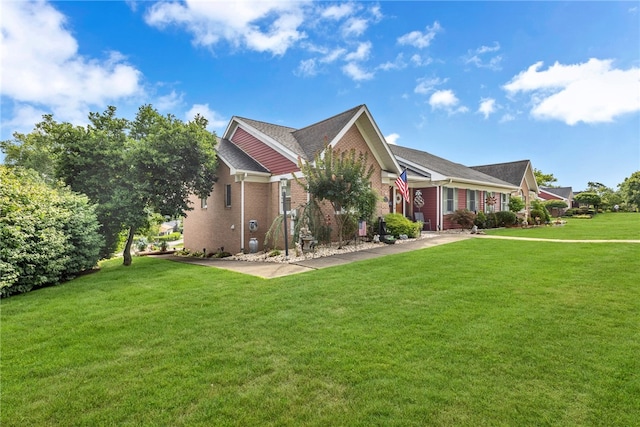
[122,225,136,266]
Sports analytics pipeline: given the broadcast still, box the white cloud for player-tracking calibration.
[155,90,184,111]
[476,43,500,54]
[429,90,458,108]
[410,54,433,67]
[414,77,447,95]
[295,58,318,77]
[499,113,516,123]
[1,104,50,133]
[185,104,227,131]
[342,63,374,81]
[0,1,143,132]
[464,42,502,70]
[377,54,406,71]
[385,133,400,145]
[503,58,640,125]
[145,0,308,56]
[345,41,372,62]
[478,98,496,119]
[397,21,442,49]
[429,90,468,114]
[342,17,368,37]
[321,48,347,63]
[321,3,355,20]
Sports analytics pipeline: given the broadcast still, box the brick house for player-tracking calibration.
[470,160,539,219]
[390,145,519,230]
[539,186,574,216]
[183,105,521,253]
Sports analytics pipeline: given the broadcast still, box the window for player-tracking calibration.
[485,191,497,213]
[200,196,208,209]
[467,190,477,212]
[444,187,457,213]
[225,184,232,208]
[501,193,509,211]
[279,180,291,213]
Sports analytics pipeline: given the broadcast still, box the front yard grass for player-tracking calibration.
[2,238,639,426]
[485,211,640,240]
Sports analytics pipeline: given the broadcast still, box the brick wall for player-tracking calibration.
[334,125,390,218]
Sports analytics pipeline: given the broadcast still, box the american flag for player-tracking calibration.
[395,169,409,202]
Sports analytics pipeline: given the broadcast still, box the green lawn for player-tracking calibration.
[2,234,639,425]
[484,211,640,240]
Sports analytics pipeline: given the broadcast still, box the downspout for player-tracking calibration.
[240,173,246,253]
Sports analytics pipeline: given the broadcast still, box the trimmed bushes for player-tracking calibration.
[493,211,517,227]
[157,232,181,243]
[384,213,422,238]
[0,167,102,297]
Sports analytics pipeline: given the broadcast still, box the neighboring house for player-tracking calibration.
[539,186,574,216]
[183,105,523,253]
[159,220,180,236]
[390,145,519,230]
[470,160,539,217]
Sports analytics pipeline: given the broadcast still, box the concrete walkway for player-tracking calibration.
[156,233,470,279]
[156,233,640,279]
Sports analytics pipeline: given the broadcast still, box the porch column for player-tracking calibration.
[437,185,443,231]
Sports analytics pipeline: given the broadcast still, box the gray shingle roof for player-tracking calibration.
[234,105,364,161]
[390,145,514,187]
[217,138,269,173]
[292,105,364,160]
[470,160,530,187]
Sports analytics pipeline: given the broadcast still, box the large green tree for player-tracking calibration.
[574,192,602,213]
[296,147,377,247]
[618,171,640,211]
[585,181,621,211]
[1,105,218,266]
[534,168,558,187]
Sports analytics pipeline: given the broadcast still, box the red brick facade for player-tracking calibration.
[184,120,394,254]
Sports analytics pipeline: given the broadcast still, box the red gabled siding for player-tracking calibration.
[232,127,299,175]
[539,193,562,201]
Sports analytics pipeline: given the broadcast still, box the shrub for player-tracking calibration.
[384,213,421,238]
[157,232,181,243]
[530,209,546,224]
[544,200,568,210]
[474,211,487,228]
[508,196,525,213]
[493,211,517,227]
[449,209,476,229]
[530,200,551,223]
[0,166,102,297]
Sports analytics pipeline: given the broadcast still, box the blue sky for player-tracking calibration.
[1,1,639,190]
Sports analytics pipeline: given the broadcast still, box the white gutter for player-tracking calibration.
[239,173,246,253]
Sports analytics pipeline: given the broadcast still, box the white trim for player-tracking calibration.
[395,156,447,182]
[217,152,271,183]
[327,106,403,175]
